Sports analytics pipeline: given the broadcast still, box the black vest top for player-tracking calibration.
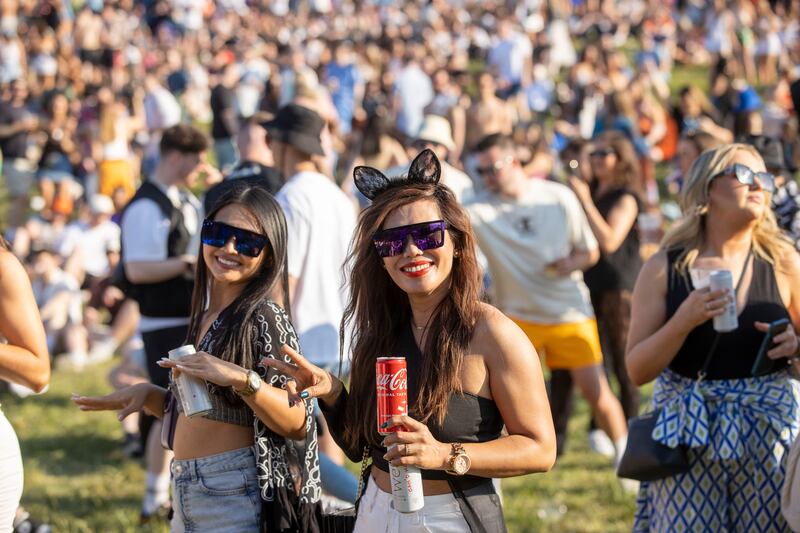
[583,187,643,292]
[122,181,194,318]
[666,249,790,380]
[371,323,504,481]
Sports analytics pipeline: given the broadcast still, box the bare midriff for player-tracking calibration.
[370,465,453,496]
[173,414,254,460]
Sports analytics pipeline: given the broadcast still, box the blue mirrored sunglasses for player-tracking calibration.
[201,219,269,258]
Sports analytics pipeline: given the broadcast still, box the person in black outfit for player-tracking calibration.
[262,150,556,532]
[119,124,210,522]
[572,132,643,419]
[209,63,240,173]
[549,133,644,456]
[0,80,38,228]
[203,112,283,214]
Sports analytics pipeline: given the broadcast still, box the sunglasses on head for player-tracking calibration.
[201,219,269,258]
[373,220,447,258]
[710,163,775,193]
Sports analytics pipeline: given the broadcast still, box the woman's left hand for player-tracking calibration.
[754,322,800,360]
[381,415,450,470]
[567,175,592,205]
[157,351,247,389]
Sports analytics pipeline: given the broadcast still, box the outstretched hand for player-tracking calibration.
[259,345,341,406]
[72,383,161,421]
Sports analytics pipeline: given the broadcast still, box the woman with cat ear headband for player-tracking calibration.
[262,149,556,533]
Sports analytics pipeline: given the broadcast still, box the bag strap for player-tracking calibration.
[353,446,371,511]
[696,248,753,383]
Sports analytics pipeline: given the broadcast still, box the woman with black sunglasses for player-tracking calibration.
[568,131,644,424]
[626,143,800,530]
[73,184,320,531]
[263,150,556,532]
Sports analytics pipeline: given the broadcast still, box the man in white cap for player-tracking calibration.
[411,114,474,203]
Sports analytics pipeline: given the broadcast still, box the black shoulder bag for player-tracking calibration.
[316,447,371,533]
[617,250,751,482]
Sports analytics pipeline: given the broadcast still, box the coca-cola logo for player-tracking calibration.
[377,368,407,391]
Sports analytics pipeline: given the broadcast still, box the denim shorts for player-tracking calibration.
[170,446,261,533]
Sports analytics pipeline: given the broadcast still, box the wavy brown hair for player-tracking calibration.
[340,181,483,450]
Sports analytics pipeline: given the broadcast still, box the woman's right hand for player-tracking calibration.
[72,383,158,421]
[674,287,731,331]
[260,345,342,406]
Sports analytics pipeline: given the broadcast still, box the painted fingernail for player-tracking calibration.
[288,400,295,408]
[299,391,309,399]
[381,421,389,429]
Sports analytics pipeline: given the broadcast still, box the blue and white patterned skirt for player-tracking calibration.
[633,368,800,532]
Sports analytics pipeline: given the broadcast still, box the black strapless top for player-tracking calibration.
[371,322,504,480]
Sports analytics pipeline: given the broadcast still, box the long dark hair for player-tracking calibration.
[186,184,291,380]
[593,130,643,195]
[340,182,483,450]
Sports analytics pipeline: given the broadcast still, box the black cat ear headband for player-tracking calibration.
[353,148,441,200]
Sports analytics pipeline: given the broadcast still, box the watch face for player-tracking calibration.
[249,371,261,390]
[454,455,470,475]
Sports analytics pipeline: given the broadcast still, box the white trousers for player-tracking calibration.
[353,480,471,533]
[0,409,23,533]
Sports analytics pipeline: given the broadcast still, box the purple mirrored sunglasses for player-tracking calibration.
[372,220,447,258]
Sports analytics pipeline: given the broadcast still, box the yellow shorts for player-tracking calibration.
[513,317,603,370]
[99,159,135,202]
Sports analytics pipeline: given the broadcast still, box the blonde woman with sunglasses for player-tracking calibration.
[627,143,800,531]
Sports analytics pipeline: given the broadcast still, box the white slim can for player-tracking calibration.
[388,460,424,513]
[168,344,213,417]
[709,270,737,332]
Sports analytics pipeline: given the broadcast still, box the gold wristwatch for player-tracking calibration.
[236,370,262,397]
[445,443,471,476]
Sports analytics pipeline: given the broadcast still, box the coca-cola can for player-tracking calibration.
[376,357,409,434]
[376,357,424,513]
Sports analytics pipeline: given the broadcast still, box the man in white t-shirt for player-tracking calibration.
[120,124,208,522]
[468,134,630,471]
[265,103,357,472]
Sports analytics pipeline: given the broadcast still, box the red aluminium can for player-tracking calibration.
[376,356,408,434]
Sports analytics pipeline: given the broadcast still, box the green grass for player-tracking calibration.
[2,362,649,532]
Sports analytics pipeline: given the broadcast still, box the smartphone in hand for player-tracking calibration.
[751,318,791,377]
